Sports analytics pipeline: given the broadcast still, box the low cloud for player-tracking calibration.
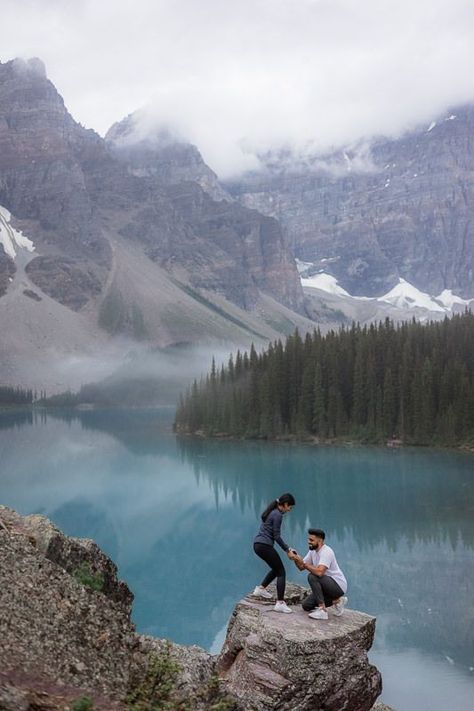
[43,341,238,400]
[1,0,474,177]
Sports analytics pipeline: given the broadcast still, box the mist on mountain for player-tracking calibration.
[2,0,474,177]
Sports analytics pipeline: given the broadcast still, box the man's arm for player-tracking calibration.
[303,561,328,577]
[293,556,306,571]
[292,554,327,577]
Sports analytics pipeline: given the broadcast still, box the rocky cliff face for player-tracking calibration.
[0,57,306,379]
[0,506,385,711]
[104,112,303,313]
[106,114,229,202]
[226,107,474,299]
[0,58,111,307]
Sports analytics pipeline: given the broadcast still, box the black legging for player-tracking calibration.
[253,542,286,600]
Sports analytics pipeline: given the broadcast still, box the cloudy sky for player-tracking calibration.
[2,0,474,176]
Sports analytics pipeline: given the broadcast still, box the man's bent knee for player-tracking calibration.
[302,597,315,611]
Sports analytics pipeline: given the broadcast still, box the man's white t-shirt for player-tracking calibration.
[303,544,347,593]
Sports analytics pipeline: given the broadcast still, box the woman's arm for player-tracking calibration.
[272,511,290,552]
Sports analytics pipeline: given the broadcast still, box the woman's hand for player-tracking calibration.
[287,548,298,560]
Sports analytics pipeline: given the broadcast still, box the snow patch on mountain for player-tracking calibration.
[379,278,445,312]
[300,269,471,314]
[301,272,351,296]
[435,289,471,309]
[0,206,35,259]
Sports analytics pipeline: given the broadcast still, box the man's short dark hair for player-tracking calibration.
[308,528,325,539]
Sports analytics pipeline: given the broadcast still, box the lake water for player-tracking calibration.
[1,408,473,711]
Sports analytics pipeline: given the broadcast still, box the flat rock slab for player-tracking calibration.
[242,596,377,643]
[219,591,382,711]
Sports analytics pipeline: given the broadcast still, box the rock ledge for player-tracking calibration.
[218,586,381,711]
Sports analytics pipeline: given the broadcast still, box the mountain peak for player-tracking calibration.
[106,110,230,201]
[3,56,47,80]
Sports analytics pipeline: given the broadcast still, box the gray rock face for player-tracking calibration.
[107,113,230,202]
[0,58,107,258]
[0,57,304,331]
[0,250,15,296]
[25,256,103,311]
[0,506,137,705]
[226,106,474,299]
[18,509,134,614]
[0,506,385,711]
[372,703,396,711]
[218,587,381,711]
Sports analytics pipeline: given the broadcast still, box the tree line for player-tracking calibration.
[0,385,41,405]
[175,312,474,446]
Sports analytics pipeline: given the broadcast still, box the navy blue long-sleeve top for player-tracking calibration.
[254,508,289,551]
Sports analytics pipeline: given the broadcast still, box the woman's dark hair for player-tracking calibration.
[261,493,296,521]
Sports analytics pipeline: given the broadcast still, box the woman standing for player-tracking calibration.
[253,493,296,613]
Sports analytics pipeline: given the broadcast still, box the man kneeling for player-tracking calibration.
[290,528,347,620]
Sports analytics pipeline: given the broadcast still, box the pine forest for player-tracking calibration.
[175,313,474,446]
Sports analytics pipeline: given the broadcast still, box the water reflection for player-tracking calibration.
[177,436,474,669]
[1,409,473,711]
[177,436,474,550]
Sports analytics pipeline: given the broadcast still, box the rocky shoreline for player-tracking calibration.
[176,426,474,457]
[0,506,393,710]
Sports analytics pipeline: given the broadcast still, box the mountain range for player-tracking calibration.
[226,108,474,300]
[0,57,473,390]
[0,58,311,390]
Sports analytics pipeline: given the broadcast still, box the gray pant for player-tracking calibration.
[302,573,344,610]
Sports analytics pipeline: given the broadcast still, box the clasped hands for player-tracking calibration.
[287,548,305,569]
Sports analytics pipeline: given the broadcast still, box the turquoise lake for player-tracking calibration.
[1,408,473,710]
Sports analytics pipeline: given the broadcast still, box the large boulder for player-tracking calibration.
[218,585,382,711]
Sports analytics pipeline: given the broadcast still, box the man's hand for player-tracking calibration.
[292,554,306,571]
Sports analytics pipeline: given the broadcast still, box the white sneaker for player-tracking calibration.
[252,585,273,599]
[274,601,293,614]
[332,596,348,617]
[308,608,329,620]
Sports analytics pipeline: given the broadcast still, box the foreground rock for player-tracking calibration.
[218,586,381,711]
[0,506,225,710]
[0,506,386,710]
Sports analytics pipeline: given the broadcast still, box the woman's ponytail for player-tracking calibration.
[261,499,279,522]
[261,492,295,521]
